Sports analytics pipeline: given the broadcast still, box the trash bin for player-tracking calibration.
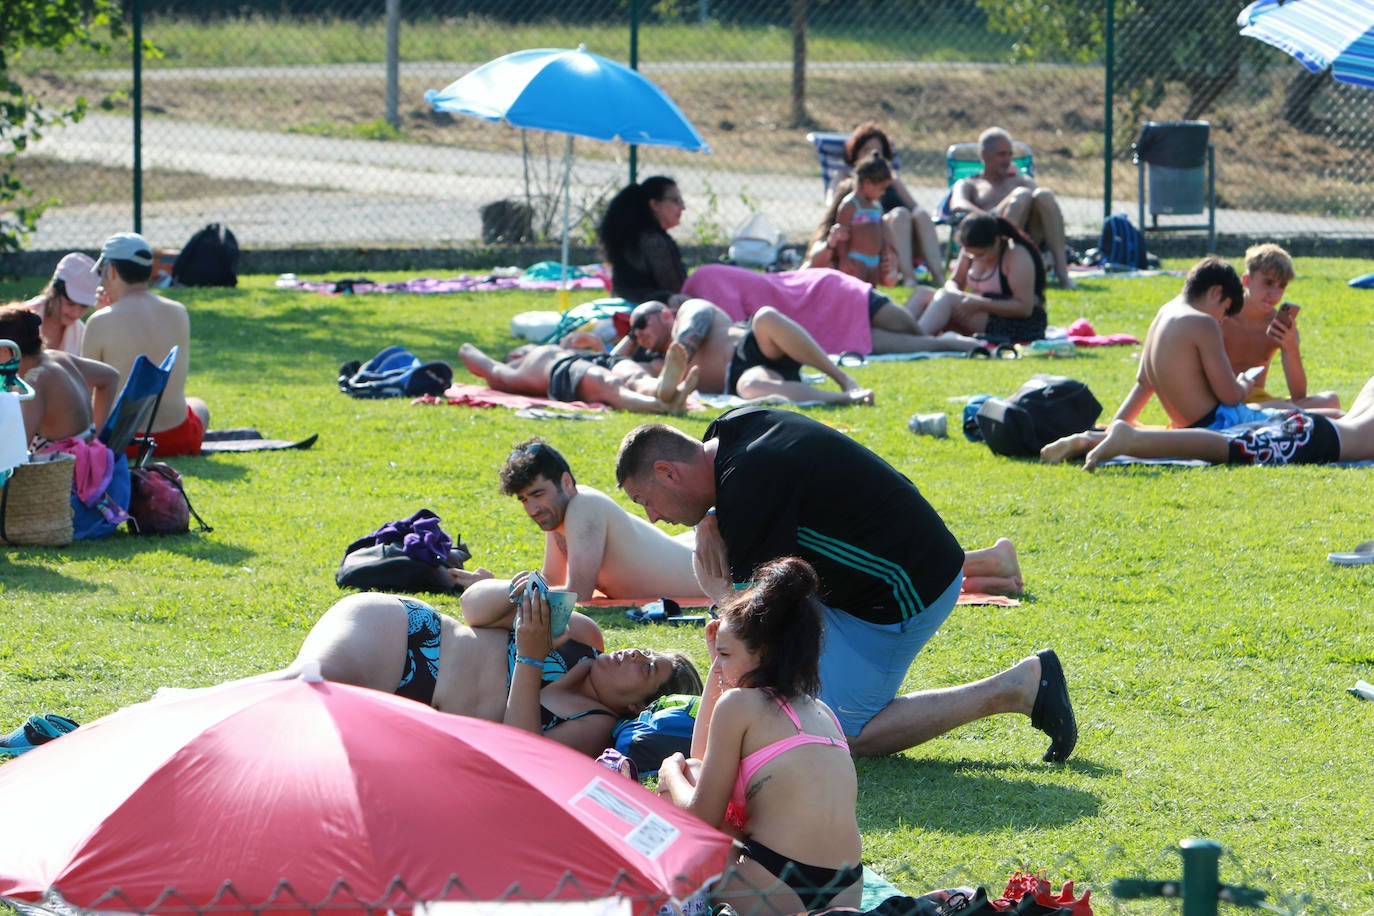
[1134,121,1210,216]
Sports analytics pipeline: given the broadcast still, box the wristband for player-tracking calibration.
[514,655,544,670]
[705,508,716,516]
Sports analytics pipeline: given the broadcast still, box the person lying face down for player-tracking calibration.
[458,437,710,626]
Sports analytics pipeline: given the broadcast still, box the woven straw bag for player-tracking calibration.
[0,452,74,546]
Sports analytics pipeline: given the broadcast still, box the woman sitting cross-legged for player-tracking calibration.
[656,557,862,916]
[906,213,1048,343]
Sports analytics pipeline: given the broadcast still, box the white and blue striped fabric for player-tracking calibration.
[1238,0,1374,89]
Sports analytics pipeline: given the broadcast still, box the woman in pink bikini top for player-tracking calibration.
[657,557,863,916]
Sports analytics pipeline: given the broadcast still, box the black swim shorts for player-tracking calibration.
[1225,410,1341,466]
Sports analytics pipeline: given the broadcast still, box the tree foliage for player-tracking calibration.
[975,0,1260,127]
[1,0,124,258]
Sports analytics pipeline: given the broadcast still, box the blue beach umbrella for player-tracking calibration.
[426,46,710,292]
[1238,0,1374,89]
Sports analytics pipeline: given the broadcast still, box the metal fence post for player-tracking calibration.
[385,0,400,130]
[1103,0,1114,220]
[131,0,143,233]
[1179,838,1223,916]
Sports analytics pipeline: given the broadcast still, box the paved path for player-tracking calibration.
[26,111,1374,252]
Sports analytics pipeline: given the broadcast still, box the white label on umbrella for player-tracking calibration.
[573,777,681,859]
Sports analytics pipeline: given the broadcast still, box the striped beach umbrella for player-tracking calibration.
[1238,0,1374,89]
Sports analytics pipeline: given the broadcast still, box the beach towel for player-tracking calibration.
[200,429,319,453]
[682,264,875,355]
[279,268,608,295]
[417,383,609,412]
[1060,318,1140,347]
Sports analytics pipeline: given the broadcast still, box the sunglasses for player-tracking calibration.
[631,314,652,332]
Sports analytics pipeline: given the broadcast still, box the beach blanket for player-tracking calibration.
[418,383,609,412]
[682,263,874,355]
[1097,455,1374,469]
[200,428,319,453]
[1056,317,1140,347]
[279,266,609,295]
[1065,265,1186,279]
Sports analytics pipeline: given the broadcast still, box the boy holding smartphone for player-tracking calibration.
[1222,243,1342,412]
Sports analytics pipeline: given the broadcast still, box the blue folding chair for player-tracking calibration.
[98,346,177,468]
[806,131,902,198]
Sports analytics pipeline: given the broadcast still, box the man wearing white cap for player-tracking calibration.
[84,232,210,457]
[22,252,101,355]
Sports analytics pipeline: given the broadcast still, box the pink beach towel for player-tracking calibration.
[416,384,608,412]
[681,264,875,355]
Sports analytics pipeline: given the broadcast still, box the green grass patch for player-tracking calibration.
[2,259,1372,909]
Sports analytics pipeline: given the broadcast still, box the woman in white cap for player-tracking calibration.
[23,252,101,355]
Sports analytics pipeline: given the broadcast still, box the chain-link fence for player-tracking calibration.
[8,0,1374,262]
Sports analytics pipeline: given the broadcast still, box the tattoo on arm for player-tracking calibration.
[675,309,714,360]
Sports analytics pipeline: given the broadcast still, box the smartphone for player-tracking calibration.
[1276,302,1301,327]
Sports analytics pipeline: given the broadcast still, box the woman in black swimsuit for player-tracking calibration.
[242,590,700,759]
[907,214,1048,342]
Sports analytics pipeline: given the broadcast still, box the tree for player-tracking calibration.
[1,0,124,259]
[789,0,810,127]
[975,0,1248,123]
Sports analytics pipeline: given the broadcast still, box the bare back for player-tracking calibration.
[22,352,99,442]
[1138,297,1243,428]
[545,485,705,599]
[83,289,193,432]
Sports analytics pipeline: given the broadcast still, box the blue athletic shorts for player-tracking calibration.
[817,571,963,736]
[1191,402,1276,431]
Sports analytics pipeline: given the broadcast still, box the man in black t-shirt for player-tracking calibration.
[616,407,1076,761]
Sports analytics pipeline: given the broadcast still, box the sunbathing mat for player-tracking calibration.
[278,270,607,295]
[200,428,318,453]
[1066,265,1186,279]
[1097,455,1374,469]
[417,384,608,412]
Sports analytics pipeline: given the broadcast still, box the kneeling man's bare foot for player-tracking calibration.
[661,365,700,415]
[982,537,1022,593]
[657,342,689,402]
[845,387,876,406]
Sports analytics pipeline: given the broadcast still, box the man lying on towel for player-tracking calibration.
[458,341,697,415]
[459,438,1028,630]
[459,439,708,624]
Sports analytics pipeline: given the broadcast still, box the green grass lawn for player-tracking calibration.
[2,260,1373,912]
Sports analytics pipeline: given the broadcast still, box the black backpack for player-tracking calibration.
[975,375,1103,458]
[172,223,239,287]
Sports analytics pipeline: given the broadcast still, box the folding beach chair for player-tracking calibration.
[1,338,35,488]
[805,131,902,198]
[934,141,1036,261]
[97,346,177,468]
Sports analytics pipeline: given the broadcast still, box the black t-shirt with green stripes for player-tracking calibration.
[706,407,964,625]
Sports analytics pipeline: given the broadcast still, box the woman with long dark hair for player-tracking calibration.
[598,176,688,303]
[907,212,1048,342]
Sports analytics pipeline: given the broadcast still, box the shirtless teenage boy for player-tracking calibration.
[1042,257,1270,465]
[628,299,875,406]
[83,232,210,456]
[459,439,709,625]
[458,342,698,414]
[1222,243,1341,413]
[949,126,1076,290]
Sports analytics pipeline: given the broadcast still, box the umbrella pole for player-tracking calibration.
[559,134,573,313]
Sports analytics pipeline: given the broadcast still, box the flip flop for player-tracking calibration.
[624,598,706,626]
[1328,539,1374,566]
[1030,648,1077,763]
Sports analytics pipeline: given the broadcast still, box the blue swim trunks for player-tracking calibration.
[1189,402,1276,431]
[817,571,963,737]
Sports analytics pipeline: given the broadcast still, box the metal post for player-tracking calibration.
[385,0,400,130]
[132,0,143,233]
[628,0,639,185]
[1103,0,1114,220]
[1179,838,1223,916]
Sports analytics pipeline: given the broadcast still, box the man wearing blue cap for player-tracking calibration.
[84,232,210,456]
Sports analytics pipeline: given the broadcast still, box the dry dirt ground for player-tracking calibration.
[13,64,1371,220]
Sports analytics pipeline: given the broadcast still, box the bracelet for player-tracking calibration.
[514,655,544,670]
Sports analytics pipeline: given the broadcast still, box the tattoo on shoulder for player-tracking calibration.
[745,773,771,802]
[676,309,714,360]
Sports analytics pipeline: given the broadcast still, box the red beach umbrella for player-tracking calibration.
[0,673,730,916]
